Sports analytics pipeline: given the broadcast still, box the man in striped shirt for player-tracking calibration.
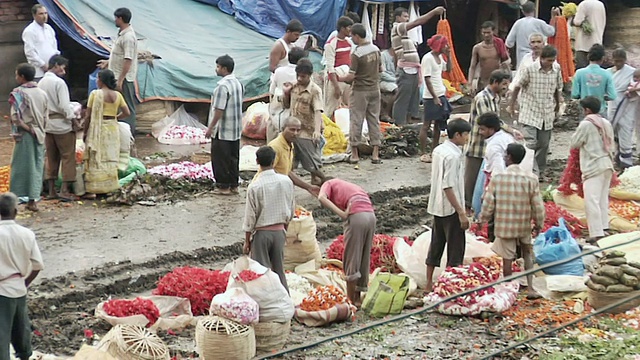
[243,146,295,292]
[464,70,518,209]
[391,6,444,125]
[481,143,545,299]
[205,55,244,195]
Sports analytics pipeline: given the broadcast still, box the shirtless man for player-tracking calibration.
[269,20,304,73]
[468,21,510,95]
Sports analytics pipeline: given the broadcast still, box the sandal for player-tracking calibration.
[348,158,360,164]
[420,154,432,163]
[212,188,232,195]
[371,159,382,164]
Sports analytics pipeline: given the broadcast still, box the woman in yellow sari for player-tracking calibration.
[83,70,130,198]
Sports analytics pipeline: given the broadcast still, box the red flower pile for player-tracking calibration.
[103,297,160,327]
[558,148,620,197]
[326,234,412,273]
[542,201,586,238]
[237,270,261,282]
[152,266,230,315]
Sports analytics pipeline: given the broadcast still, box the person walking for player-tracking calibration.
[571,44,616,116]
[21,4,59,82]
[243,146,295,292]
[283,59,327,185]
[420,34,452,163]
[97,8,138,136]
[317,178,376,307]
[205,55,244,196]
[465,70,515,209]
[324,16,354,120]
[572,0,606,69]
[391,6,445,125]
[508,45,563,175]
[468,21,511,95]
[337,23,382,164]
[8,64,48,212]
[506,1,558,68]
[83,70,131,197]
[570,96,615,244]
[0,192,44,360]
[480,143,545,299]
[425,118,472,292]
[607,48,636,168]
[38,55,77,200]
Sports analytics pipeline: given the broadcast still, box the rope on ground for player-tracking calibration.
[479,291,640,359]
[259,235,640,359]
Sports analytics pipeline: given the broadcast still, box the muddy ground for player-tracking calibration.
[14,120,574,358]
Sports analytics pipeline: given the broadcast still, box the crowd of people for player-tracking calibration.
[1,0,633,358]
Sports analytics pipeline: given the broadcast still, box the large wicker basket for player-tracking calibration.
[254,320,290,353]
[195,316,256,360]
[97,324,170,360]
[588,288,640,314]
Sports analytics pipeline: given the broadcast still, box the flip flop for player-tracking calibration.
[212,188,232,195]
[526,292,543,300]
[371,159,382,164]
[420,154,432,163]
[348,158,360,164]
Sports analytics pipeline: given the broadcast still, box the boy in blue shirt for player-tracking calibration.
[572,44,616,116]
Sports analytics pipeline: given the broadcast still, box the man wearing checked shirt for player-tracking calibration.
[464,70,521,210]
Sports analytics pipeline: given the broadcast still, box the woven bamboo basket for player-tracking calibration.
[195,316,256,360]
[190,151,211,165]
[97,324,170,360]
[588,288,640,314]
[253,320,290,353]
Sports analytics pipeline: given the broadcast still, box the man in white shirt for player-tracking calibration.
[268,47,305,143]
[572,0,606,69]
[21,5,60,81]
[426,118,471,292]
[38,55,77,200]
[478,112,516,180]
[0,193,44,360]
[98,8,138,136]
[505,2,559,68]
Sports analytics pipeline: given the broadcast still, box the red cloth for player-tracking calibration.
[493,36,509,62]
[320,179,374,214]
[427,34,449,54]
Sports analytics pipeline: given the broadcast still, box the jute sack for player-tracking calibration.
[284,207,322,271]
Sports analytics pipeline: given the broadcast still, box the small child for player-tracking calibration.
[625,69,640,100]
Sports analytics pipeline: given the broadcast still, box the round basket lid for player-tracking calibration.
[198,316,252,335]
[114,324,169,360]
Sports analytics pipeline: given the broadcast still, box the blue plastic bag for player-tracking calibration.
[88,68,99,96]
[472,160,487,218]
[533,218,584,276]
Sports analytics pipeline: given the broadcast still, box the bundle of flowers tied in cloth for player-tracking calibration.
[294,285,356,327]
[424,257,519,316]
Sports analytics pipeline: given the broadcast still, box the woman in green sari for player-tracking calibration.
[83,70,130,198]
[8,63,49,212]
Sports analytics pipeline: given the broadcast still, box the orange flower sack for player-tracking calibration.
[548,16,575,83]
[436,16,467,90]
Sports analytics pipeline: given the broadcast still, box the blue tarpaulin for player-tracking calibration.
[38,0,322,102]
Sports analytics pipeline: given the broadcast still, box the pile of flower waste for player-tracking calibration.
[159,125,210,144]
[148,161,214,180]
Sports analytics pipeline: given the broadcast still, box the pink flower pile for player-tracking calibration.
[432,262,501,306]
[148,161,214,180]
[159,125,210,144]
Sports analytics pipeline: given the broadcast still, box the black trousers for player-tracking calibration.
[211,136,239,189]
[0,295,32,360]
[426,213,466,268]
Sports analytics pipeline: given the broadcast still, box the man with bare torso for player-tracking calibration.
[269,20,303,73]
[468,21,510,94]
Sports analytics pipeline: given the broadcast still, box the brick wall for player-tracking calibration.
[0,0,33,23]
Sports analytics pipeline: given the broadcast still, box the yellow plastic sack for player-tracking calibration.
[322,114,348,156]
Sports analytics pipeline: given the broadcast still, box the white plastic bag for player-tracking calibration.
[242,102,269,140]
[394,230,495,288]
[239,145,260,172]
[224,256,294,323]
[152,105,210,145]
[210,287,259,325]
